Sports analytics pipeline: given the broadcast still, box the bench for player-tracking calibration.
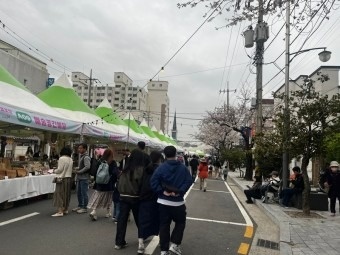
[291,192,328,211]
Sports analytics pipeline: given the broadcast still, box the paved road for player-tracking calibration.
[0,178,254,255]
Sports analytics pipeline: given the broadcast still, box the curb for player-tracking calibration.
[229,175,293,255]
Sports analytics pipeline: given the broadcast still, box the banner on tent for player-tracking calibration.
[82,124,129,142]
[0,103,83,133]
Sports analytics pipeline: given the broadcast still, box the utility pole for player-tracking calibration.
[79,69,100,108]
[256,0,264,136]
[219,81,236,113]
[282,0,291,189]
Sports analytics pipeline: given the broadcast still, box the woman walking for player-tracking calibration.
[325,161,340,216]
[115,149,147,250]
[88,149,117,221]
[52,147,73,217]
[198,158,209,192]
[137,151,163,254]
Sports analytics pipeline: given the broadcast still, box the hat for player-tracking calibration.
[269,171,279,176]
[330,161,339,167]
[200,158,206,163]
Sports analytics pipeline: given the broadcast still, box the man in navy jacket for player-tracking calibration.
[151,146,193,255]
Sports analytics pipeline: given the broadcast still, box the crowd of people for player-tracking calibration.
[52,142,217,255]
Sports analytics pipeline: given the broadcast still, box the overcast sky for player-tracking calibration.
[1,0,340,141]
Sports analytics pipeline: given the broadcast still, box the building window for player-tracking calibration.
[160,84,162,87]
[133,87,137,91]
[128,94,132,97]
[101,93,105,96]
[128,87,132,90]
[132,100,137,104]
[84,99,88,102]
[75,75,78,78]
[114,98,119,101]
[96,99,101,102]
[84,93,88,96]
[108,99,112,103]
[97,93,101,96]
[116,85,121,88]
[24,79,28,86]
[117,75,120,79]
[132,107,136,110]
[108,93,112,96]
[121,100,125,103]
[133,94,137,97]
[114,104,119,107]
[115,91,120,94]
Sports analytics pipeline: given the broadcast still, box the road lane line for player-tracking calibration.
[0,212,40,227]
[244,226,253,238]
[191,188,230,193]
[224,181,253,227]
[186,217,247,226]
[238,243,250,254]
[144,178,196,254]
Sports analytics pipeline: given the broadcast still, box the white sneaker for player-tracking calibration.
[137,243,145,254]
[169,244,182,255]
[160,251,170,255]
[77,208,87,214]
[89,212,97,221]
[105,213,111,218]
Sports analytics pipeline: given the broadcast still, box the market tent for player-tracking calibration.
[95,99,140,144]
[0,65,82,134]
[139,119,163,148]
[37,74,125,141]
[123,113,148,144]
[151,126,168,147]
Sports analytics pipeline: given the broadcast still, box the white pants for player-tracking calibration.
[200,178,207,189]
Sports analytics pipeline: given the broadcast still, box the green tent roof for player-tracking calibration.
[123,114,145,135]
[140,120,157,139]
[95,99,126,126]
[151,126,167,142]
[38,73,95,115]
[0,64,31,92]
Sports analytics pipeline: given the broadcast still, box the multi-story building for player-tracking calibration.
[274,66,340,100]
[72,72,115,109]
[0,39,49,94]
[147,80,170,133]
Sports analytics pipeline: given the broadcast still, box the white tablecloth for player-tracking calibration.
[0,175,56,203]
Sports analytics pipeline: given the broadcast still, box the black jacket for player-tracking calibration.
[190,158,199,172]
[327,171,340,197]
[139,163,159,201]
[291,174,304,193]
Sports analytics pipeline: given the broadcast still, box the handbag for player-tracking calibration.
[52,177,63,184]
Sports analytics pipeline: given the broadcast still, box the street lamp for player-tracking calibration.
[282,1,332,189]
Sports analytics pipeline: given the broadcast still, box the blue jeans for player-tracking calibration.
[280,188,297,206]
[77,179,88,209]
[113,201,120,219]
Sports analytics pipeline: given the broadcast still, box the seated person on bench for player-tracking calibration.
[279,166,304,207]
[244,176,262,204]
[260,171,280,199]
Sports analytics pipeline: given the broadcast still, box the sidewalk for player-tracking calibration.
[228,170,340,255]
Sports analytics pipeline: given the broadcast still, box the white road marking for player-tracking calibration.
[0,212,40,227]
[192,188,230,194]
[186,216,247,227]
[144,178,196,254]
[224,181,253,227]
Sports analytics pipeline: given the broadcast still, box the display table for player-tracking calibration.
[0,174,56,203]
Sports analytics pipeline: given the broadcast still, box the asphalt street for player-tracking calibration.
[0,177,254,255]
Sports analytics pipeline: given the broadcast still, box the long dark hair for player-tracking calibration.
[123,149,146,180]
[102,149,113,162]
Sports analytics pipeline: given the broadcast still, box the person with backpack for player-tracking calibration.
[115,149,148,250]
[72,143,91,214]
[88,149,117,221]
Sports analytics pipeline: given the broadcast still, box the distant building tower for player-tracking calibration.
[171,111,177,140]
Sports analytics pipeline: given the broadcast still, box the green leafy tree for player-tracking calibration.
[221,147,246,170]
[274,74,340,215]
[324,133,340,163]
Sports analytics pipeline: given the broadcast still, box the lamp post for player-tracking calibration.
[282,0,332,188]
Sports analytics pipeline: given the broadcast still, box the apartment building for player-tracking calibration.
[72,72,169,133]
